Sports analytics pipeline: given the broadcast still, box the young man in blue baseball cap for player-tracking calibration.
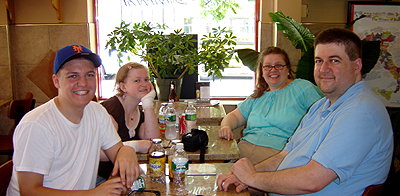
[7,45,140,195]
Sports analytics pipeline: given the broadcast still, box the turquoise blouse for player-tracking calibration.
[237,79,323,150]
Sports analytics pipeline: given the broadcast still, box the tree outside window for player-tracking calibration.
[97,0,255,99]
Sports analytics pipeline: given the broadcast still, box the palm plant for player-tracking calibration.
[236,11,381,84]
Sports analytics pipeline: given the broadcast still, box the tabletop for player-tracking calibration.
[133,163,249,196]
[154,100,226,125]
[136,125,240,162]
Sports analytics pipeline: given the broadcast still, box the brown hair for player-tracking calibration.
[315,28,362,62]
[251,46,294,98]
[114,62,148,96]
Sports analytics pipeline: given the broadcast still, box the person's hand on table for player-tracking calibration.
[123,140,152,154]
[137,140,152,153]
[218,125,234,141]
[217,173,248,193]
[111,146,140,188]
[231,158,257,185]
[90,177,128,195]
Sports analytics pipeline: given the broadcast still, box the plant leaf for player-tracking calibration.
[295,48,315,84]
[344,14,380,75]
[235,48,259,72]
[361,40,381,75]
[346,14,366,30]
[269,11,314,52]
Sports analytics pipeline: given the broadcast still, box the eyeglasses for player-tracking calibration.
[262,64,286,71]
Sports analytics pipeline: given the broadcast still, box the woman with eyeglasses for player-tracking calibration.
[218,46,323,164]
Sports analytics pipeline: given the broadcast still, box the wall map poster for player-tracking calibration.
[349,2,400,107]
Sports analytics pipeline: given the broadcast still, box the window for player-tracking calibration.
[97,0,256,99]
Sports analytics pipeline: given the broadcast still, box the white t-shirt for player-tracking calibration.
[7,99,121,195]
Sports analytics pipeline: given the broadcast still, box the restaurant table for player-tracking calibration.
[131,163,250,196]
[153,100,226,125]
[136,125,240,162]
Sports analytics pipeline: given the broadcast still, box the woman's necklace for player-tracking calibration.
[122,97,137,121]
[128,107,137,121]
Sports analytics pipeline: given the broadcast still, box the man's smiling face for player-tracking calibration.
[314,43,362,104]
[53,58,97,109]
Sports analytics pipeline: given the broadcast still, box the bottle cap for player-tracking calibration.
[171,139,181,144]
[152,138,162,143]
[176,143,184,149]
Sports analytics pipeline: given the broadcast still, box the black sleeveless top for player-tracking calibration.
[101,96,145,141]
[98,96,145,178]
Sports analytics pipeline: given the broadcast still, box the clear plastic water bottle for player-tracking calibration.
[130,175,145,191]
[167,139,181,180]
[172,143,188,183]
[185,102,197,134]
[158,103,167,134]
[165,102,177,140]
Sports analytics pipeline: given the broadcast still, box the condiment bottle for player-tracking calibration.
[148,139,165,181]
[169,81,178,103]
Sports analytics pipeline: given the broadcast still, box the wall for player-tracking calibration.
[259,0,302,70]
[259,0,400,72]
[300,0,386,35]
[0,0,95,164]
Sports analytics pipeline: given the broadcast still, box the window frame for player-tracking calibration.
[93,0,260,101]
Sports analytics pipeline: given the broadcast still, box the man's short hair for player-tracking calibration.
[315,28,362,61]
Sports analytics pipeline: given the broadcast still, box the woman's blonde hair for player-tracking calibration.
[251,46,295,98]
[114,62,148,96]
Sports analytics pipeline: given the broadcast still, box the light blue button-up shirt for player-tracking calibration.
[271,81,393,196]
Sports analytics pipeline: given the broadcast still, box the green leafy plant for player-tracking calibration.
[270,11,316,83]
[105,21,237,81]
[235,11,381,84]
[199,26,237,79]
[269,11,315,53]
[235,48,258,72]
[105,21,196,79]
[200,0,241,22]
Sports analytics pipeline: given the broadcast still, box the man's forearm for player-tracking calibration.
[241,160,337,195]
[104,142,124,163]
[254,150,288,172]
[18,172,100,196]
[21,187,94,196]
[100,149,110,161]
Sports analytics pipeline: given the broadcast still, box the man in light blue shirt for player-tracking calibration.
[217,28,393,196]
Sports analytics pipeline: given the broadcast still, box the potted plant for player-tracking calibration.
[105,21,237,101]
[235,11,381,84]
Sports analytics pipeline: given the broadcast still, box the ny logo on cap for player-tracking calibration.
[73,45,83,53]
